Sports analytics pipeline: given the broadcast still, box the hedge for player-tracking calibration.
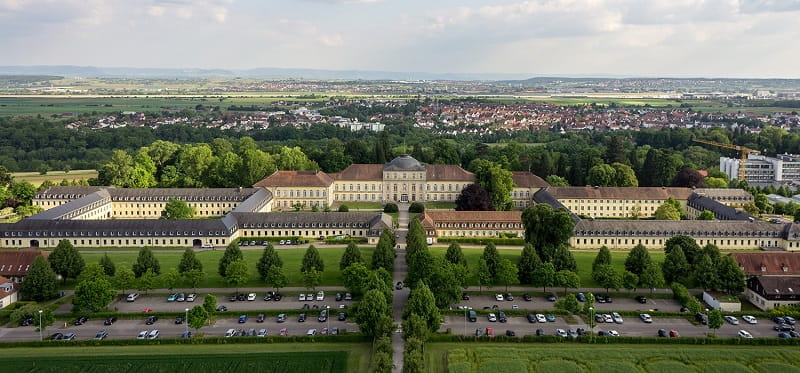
[437,237,526,245]
[0,334,370,349]
[324,237,367,244]
[427,333,800,346]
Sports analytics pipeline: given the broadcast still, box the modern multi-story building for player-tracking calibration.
[721,153,800,183]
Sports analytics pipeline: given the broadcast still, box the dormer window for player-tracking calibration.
[782,264,788,272]
[761,264,766,272]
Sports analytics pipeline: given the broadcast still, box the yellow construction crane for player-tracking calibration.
[692,138,761,181]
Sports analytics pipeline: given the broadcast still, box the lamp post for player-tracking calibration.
[184,308,189,335]
[705,308,710,337]
[326,305,330,334]
[38,310,43,341]
[464,306,468,337]
[589,307,594,343]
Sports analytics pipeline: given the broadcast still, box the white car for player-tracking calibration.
[137,330,148,339]
[316,291,324,301]
[126,293,139,302]
[488,313,497,322]
[536,314,547,323]
[742,315,757,324]
[186,293,196,302]
[201,243,213,248]
[257,329,268,337]
[738,330,753,339]
[607,330,620,336]
[556,328,568,337]
[495,294,504,301]
[147,329,159,339]
[639,314,652,323]
[724,316,739,325]
[247,293,256,301]
[306,329,317,336]
[299,293,306,301]
[603,314,613,323]
[225,328,236,338]
[612,312,623,324]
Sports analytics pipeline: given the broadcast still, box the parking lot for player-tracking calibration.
[453,293,683,312]
[441,314,794,339]
[0,314,359,342]
[112,292,353,313]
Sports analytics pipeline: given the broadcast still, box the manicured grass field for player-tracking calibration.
[74,245,374,289]
[427,343,800,373]
[3,343,370,373]
[11,169,98,186]
[429,247,664,289]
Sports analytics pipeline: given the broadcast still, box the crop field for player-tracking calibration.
[75,245,374,288]
[11,169,97,186]
[427,343,800,373]
[429,247,664,289]
[2,343,369,372]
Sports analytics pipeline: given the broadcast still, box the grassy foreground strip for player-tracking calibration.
[425,343,800,373]
[5,343,371,373]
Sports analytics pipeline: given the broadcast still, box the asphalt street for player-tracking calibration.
[452,293,683,312]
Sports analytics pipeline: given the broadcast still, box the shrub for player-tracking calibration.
[409,202,425,213]
[338,205,349,212]
[383,203,398,213]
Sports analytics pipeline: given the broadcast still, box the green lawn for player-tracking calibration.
[75,246,374,289]
[3,343,371,373]
[425,202,455,210]
[338,202,383,211]
[427,343,800,373]
[429,247,664,289]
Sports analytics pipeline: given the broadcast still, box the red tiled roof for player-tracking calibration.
[417,211,522,229]
[511,172,549,188]
[0,250,48,277]
[330,164,383,181]
[426,164,474,181]
[253,171,333,188]
[729,252,800,276]
[0,275,16,298]
[547,186,694,200]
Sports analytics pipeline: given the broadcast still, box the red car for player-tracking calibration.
[669,330,680,338]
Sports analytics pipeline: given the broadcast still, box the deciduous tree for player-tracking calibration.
[224,259,249,293]
[624,244,652,275]
[161,198,196,219]
[178,248,203,273]
[301,245,324,273]
[188,305,209,331]
[218,242,243,277]
[340,242,364,270]
[455,184,494,211]
[21,255,57,301]
[256,243,283,280]
[49,239,85,283]
[593,246,611,272]
[518,244,541,284]
[402,282,441,334]
[99,253,116,277]
[132,247,161,277]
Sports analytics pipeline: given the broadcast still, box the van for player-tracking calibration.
[468,310,477,322]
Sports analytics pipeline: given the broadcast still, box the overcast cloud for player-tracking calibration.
[1,0,798,78]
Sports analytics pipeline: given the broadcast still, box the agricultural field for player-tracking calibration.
[73,245,374,289]
[429,247,664,289]
[2,343,370,373]
[427,343,800,373]
[11,169,97,186]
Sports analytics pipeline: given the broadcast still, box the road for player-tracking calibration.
[112,293,354,313]
[391,204,410,373]
[452,293,683,313]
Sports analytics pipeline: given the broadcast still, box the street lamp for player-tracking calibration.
[589,307,594,343]
[705,308,710,337]
[184,308,189,335]
[38,310,43,341]
[326,305,330,334]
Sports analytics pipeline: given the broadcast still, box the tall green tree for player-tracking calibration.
[611,162,638,187]
[518,244,541,284]
[161,198,196,219]
[697,210,715,220]
[132,247,161,277]
[593,246,612,272]
[474,258,492,294]
[265,266,288,294]
[137,269,156,294]
[654,202,681,220]
[203,294,217,314]
[531,262,557,292]
[662,246,690,285]
[471,159,515,210]
[49,239,85,283]
[20,255,57,301]
[587,163,616,186]
[639,262,665,294]
[354,289,392,337]
[664,235,701,266]
[342,262,371,295]
[113,268,135,295]
[301,245,324,273]
[161,268,181,291]
[707,309,724,336]
[481,243,501,279]
[552,245,577,272]
[555,270,580,295]
[444,243,467,267]
[593,264,622,293]
[73,264,115,312]
[340,242,364,270]
[402,282,441,334]
[99,253,116,277]
[625,244,652,275]
[188,305,209,332]
[426,259,463,308]
[183,269,205,292]
[178,248,203,273]
[521,203,574,261]
[717,256,746,295]
[224,259,249,293]
[218,242,243,277]
[372,229,395,272]
[256,243,283,280]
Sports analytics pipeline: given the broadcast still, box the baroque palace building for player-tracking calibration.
[2,154,796,252]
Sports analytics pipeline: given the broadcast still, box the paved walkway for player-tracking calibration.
[391,204,410,372]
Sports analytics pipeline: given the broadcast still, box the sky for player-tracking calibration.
[1,0,799,78]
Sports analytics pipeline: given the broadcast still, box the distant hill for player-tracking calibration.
[0,65,531,81]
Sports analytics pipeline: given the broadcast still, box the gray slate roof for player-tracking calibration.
[29,190,111,220]
[573,219,784,238]
[687,193,754,221]
[0,218,232,237]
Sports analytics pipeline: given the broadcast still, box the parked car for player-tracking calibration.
[485,327,494,337]
[784,316,796,325]
[62,333,76,341]
[742,315,758,324]
[306,293,313,301]
[774,316,786,324]
[94,330,108,340]
[257,328,268,337]
[145,316,158,325]
[176,293,185,302]
[556,329,568,337]
[504,293,514,301]
[545,314,556,322]
[568,329,578,338]
[536,314,547,323]
[229,294,238,302]
[147,330,159,339]
[256,313,265,323]
[20,317,33,326]
[299,293,306,301]
[273,293,282,301]
[546,293,557,302]
[495,294,504,301]
[298,313,307,322]
[576,293,586,302]
[669,330,680,338]
[595,314,605,323]
[174,316,184,324]
[167,293,177,302]
[316,291,325,301]
[774,323,795,332]
[576,328,586,336]
[216,305,228,312]
[318,310,328,322]
[306,329,317,336]
[639,314,652,323]
[237,293,247,301]
[535,329,544,336]
[468,310,477,322]
[778,332,792,339]
[498,312,507,323]
[724,316,740,325]
[607,330,620,337]
[48,332,64,341]
[506,330,516,337]
[658,329,668,337]
[487,313,497,322]
[635,296,647,304]
[186,293,196,302]
[73,316,88,326]
[126,293,139,302]
[527,313,536,323]
[612,312,623,324]
[277,314,286,323]
[104,316,117,325]
[238,315,248,323]
[696,313,708,325]
[523,294,532,301]
[279,328,288,336]
[181,331,192,339]
[344,293,352,301]
[475,328,484,337]
[395,282,403,290]
[603,314,613,323]
[225,329,236,338]
[247,293,256,301]
[137,331,148,339]
[338,312,346,321]
[738,330,753,338]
